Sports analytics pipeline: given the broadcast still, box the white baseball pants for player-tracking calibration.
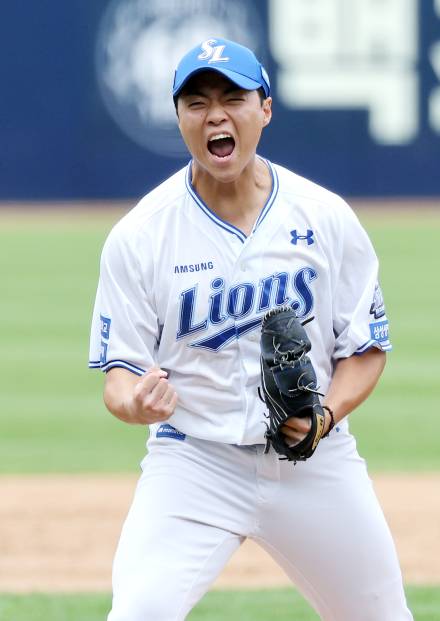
[107,429,413,621]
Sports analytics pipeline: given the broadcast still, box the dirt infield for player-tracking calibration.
[0,473,439,593]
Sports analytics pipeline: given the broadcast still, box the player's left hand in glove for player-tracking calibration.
[259,306,334,462]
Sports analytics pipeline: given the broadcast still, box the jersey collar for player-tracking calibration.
[185,158,279,243]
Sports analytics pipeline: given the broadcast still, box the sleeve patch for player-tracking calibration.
[100,341,108,364]
[370,283,386,319]
[100,314,112,339]
[100,315,111,364]
[369,320,389,343]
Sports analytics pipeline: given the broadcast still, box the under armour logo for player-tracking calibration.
[290,229,314,245]
[198,39,229,64]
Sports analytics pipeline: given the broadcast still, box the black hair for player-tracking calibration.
[174,85,267,112]
[256,87,266,104]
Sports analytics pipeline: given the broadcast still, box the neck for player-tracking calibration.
[191,157,272,236]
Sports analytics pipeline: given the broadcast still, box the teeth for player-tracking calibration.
[209,133,232,142]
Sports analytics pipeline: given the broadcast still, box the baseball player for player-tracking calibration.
[89,38,413,620]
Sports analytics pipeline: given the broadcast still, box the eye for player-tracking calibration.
[188,100,204,108]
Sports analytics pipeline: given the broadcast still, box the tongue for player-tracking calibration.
[209,138,234,158]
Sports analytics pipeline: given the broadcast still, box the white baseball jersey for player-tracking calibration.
[89,159,391,445]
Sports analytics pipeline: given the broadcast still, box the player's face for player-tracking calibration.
[176,72,272,183]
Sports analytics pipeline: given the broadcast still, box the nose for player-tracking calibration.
[206,100,227,125]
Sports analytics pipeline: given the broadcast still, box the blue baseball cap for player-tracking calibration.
[172,38,270,99]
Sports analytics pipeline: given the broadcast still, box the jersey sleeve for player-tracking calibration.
[332,204,391,359]
[88,223,158,375]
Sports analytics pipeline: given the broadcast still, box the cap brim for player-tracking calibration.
[173,67,263,97]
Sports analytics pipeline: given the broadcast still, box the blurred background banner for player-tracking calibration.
[2,0,439,200]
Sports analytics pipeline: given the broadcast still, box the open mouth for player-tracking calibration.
[207,133,235,158]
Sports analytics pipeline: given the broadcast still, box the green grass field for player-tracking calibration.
[0,586,439,620]
[1,207,439,473]
[1,206,439,619]
[349,210,440,470]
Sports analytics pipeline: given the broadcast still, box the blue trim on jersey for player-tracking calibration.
[185,164,246,242]
[185,159,279,242]
[88,359,146,376]
[253,160,279,230]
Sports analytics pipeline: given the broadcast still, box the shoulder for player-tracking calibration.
[123,165,188,229]
[104,165,188,252]
[272,162,350,215]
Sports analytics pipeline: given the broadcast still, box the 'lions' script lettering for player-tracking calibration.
[176,267,318,351]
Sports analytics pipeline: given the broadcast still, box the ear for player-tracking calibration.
[262,97,272,127]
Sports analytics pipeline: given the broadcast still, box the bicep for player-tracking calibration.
[332,205,391,358]
[89,226,157,375]
[336,347,386,376]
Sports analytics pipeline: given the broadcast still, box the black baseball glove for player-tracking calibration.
[259,306,333,462]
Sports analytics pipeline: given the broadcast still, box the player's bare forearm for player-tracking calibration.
[104,366,178,425]
[323,348,386,425]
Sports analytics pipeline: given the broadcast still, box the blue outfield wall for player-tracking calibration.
[1,0,440,200]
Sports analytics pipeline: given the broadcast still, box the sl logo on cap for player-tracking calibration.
[198,39,229,64]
